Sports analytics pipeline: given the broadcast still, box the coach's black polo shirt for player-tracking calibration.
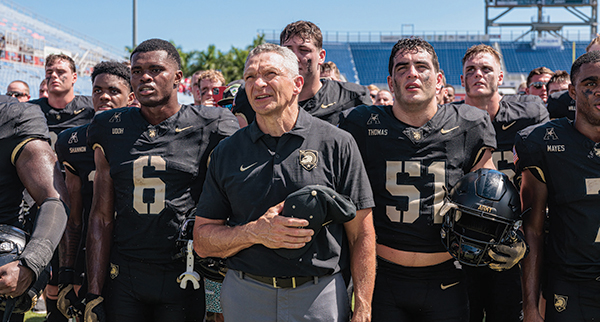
[197,108,374,277]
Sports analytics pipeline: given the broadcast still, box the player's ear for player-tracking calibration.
[387,76,394,95]
[319,48,326,65]
[127,91,136,106]
[174,70,183,89]
[460,74,465,88]
[568,83,576,101]
[498,70,504,86]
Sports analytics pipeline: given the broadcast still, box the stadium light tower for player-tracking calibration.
[133,0,137,48]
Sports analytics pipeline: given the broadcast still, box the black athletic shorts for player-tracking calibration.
[105,252,205,322]
[372,257,469,322]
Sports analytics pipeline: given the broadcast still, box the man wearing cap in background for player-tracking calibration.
[193,43,376,322]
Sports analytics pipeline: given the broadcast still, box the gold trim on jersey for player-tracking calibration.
[92,143,105,156]
[62,161,77,175]
[11,138,37,166]
[471,147,487,168]
[523,166,546,183]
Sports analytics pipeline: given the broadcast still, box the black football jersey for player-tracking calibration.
[55,124,95,230]
[492,95,549,179]
[515,118,600,281]
[0,101,50,225]
[233,79,371,126]
[341,104,496,253]
[29,96,94,147]
[547,90,576,120]
[87,105,239,263]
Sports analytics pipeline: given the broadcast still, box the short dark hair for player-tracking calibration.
[526,67,554,86]
[547,70,570,86]
[45,54,76,73]
[462,44,502,67]
[571,51,600,84]
[130,38,181,70]
[91,61,132,90]
[388,38,439,76]
[280,20,323,49]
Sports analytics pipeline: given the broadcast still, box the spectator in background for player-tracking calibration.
[374,89,393,106]
[547,70,570,95]
[526,67,554,103]
[367,84,380,103]
[6,80,30,102]
[197,70,226,107]
[444,84,455,103]
[586,35,600,52]
[516,81,527,95]
[320,61,342,81]
[39,79,49,98]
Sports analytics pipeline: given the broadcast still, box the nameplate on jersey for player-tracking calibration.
[368,129,388,136]
[546,145,565,152]
[299,150,318,171]
[69,146,87,154]
[112,128,124,135]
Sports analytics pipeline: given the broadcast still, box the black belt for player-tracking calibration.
[240,272,320,289]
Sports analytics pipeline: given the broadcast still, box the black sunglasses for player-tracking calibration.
[530,82,547,89]
[6,91,28,98]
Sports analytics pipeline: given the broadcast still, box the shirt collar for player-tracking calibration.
[248,107,312,143]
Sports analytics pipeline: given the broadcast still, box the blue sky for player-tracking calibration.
[16,0,597,54]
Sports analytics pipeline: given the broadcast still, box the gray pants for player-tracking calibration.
[221,270,350,322]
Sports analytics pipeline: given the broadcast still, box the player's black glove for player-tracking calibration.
[82,293,106,322]
[488,230,528,271]
[57,267,83,318]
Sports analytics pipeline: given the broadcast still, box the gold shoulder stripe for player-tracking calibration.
[91,143,105,156]
[471,147,488,168]
[523,166,546,184]
[11,138,37,166]
[62,161,77,175]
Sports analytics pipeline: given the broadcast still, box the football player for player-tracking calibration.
[461,44,548,322]
[194,43,376,322]
[84,39,239,322]
[28,53,94,322]
[525,67,554,104]
[0,97,69,321]
[232,21,371,127]
[518,50,600,322]
[54,61,135,319]
[340,38,497,322]
[29,54,94,146]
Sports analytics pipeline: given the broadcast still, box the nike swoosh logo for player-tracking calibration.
[502,121,517,130]
[440,126,459,134]
[440,281,460,290]
[175,126,193,133]
[320,102,336,109]
[240,162,257,172]
[73,108,85,115]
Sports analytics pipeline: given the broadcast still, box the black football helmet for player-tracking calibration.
[440,168,522,267]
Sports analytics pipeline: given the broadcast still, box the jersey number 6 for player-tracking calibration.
[133,155,166,215]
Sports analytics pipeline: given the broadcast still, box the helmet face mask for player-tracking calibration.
[440,169,522,267]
